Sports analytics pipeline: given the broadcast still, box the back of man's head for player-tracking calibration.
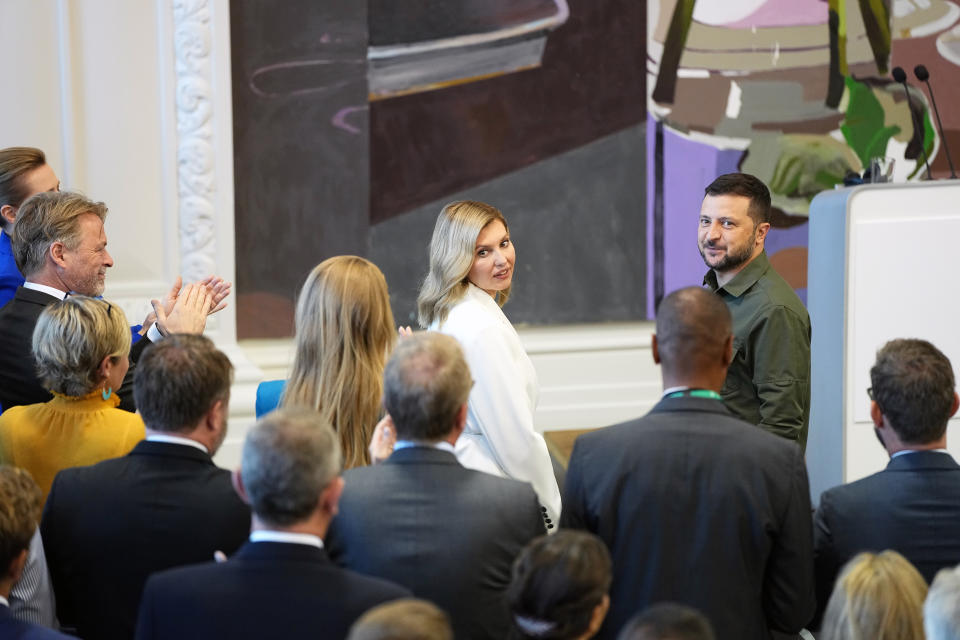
[383,332,472,442]
[870,339,956,444]
[617,603,716,640]
[134,334,233,434]
[241,408,341,527]
[0,147,46,210]
[12,190,107,277]
[347,599,454,640]
[655,287,732,378]
[925,564,960,640]
[0,466,41,580]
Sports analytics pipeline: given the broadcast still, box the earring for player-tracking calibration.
[102,386,113,401]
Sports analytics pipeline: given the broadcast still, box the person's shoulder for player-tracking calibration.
[753,267,809,317]
[820,467,898,507]
[0,616,72,640]
[337,564,412,601]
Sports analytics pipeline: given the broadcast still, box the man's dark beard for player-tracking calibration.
[698,234,756,272]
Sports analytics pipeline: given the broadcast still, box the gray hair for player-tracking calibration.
[925,564,960,640]
[241,408,341,527]
[12,190,107,276]
[383,332,472,442]
[134,334,233,433]
[32,296,130,396]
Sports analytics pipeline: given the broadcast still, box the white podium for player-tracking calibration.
[807,180,960,504]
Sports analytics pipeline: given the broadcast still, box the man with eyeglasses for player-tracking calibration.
[813,338,960,627]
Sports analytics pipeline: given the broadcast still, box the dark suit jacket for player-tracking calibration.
[814,450,960,619]
[0,286,151,412]
[326,446,546,639]
[135,541,411,639]
[40,440,251,640]
[0,604,71,640]
[561,396,815,640]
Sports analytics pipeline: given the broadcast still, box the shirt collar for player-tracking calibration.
[250,530,323,549]
[394,439,456,454]
[891,448,949,459]
[146,434,209,454]
[702,250,770,298]
[0,594,8,608]
[662,386,691,398]
[23,281,68,300]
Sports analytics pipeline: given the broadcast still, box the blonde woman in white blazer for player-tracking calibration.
[416,200,561,528]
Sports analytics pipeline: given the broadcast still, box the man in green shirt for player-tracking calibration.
[699,173,810,450]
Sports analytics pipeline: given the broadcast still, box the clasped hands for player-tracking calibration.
[141,275,231,337]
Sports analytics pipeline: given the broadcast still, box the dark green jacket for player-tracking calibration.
[704,251,811,450]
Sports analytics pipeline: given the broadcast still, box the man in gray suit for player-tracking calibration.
[326,332,546,640]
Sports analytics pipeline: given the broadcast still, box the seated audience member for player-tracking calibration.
[0,465,70,639]
[40,335,250,640]
[814,339,960,619]
[924,563,960,640]
[0,147,59,308]
[561,286,815,640]
[136,409,410,639]
[347,599,454,640]
[506,530,611,640]
[256,256,396,468]
[0,190,227,412]
[617,603,715,640]
[326,332,545,639]
[0,297,145,501]
[819,551,926,640]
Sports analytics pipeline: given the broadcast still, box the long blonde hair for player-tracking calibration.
[820,551,927,640]
[416,200,511,328]
[280,256,396,468]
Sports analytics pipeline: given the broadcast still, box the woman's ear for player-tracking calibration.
[96,354,114,382]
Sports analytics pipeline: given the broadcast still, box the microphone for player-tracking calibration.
[892,66,932,179]
[914,64,957,179]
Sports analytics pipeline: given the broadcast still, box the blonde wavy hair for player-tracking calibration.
[280,256,395,468]
[416,200,510,328]
[820,551,927,640]
[32,296,130,396]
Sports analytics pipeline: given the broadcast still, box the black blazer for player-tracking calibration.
[814,450,960,619]
[561,396,815,640]
[135,541,411,640]
[326,446,546,639]
[40,440,251,640]
[0,286,151,412]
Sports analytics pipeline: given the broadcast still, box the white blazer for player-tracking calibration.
[432,283,561,525]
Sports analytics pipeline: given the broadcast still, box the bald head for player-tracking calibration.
[655,287,732,381]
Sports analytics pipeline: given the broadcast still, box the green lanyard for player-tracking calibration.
[664,389,723,401]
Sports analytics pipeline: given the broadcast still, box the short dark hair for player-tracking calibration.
[134,334,233,433]
[870,339,956,444]
[655,287,731,377]
[383,332,472,442]
[0,146,46,209]
[703,173,771,225]
[617,603,715,640]
[506,530,612,640]
[0,465,42,572]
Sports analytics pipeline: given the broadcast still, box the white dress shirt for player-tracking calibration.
[249,530,323,549]
[146,434,209,454]
[23,282,67,300]
[432,283,561,525]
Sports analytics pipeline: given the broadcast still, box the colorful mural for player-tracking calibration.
[647,0,960,315]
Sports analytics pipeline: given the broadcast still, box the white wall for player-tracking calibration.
[0,0,659,469]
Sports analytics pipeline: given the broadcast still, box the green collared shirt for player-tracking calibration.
[703,251,811,451]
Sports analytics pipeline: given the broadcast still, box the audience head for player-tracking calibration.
[0,466,42,591]
[869,339,958,446]
[347,599,454,640]
[13,190,111,293]
[925,563,960,640]
[702,172,771,227]
[32,296,130,398]
[0,146,59,231]
[283,255,395,469]
[506,530,612,640]
[653,287,732,384]
[239,408,343,529]
[617,603,715,640]
[417,200,511,327]
[820,550,927,640]
[134,334,234,453]
[383,332,472,443]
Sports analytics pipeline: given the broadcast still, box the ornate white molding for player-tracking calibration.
[172,0,218,286]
